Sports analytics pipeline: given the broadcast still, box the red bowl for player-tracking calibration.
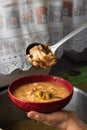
[8,75,73,113]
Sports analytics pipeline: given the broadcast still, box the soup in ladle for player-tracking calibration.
[26,43,56,69]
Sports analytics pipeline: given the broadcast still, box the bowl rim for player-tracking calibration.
[8,74,74,104]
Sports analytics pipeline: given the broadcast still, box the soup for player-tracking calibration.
[13,82,69,102]
[26,44,56,69]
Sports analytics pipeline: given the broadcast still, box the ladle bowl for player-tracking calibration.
[26,43,50,55]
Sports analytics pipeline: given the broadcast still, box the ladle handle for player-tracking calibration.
[51,21,87,53]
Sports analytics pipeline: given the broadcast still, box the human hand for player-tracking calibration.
[27,110,87,130]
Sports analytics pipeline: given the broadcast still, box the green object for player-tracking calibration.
[57,66,87,93]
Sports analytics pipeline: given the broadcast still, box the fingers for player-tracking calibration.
[27,111,49,123]
[27,111,53,126]
[27,110,74,129]
[27,111,40,120]
[27,110,69,128]
[27,111,87,130]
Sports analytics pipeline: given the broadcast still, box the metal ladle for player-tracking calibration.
[26,21,87,55]
[26,21,87,68]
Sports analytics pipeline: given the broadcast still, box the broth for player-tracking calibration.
[13,82,69,102]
